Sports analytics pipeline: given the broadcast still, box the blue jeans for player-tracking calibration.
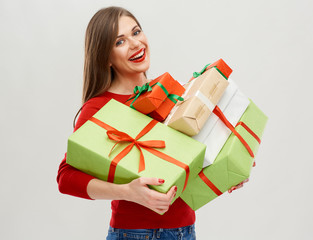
[106,224,196,240]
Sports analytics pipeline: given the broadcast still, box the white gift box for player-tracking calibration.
[193,79,250,167]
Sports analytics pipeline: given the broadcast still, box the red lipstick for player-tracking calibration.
[128,48,146,63]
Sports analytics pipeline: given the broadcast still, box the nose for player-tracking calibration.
[128,37,140,49]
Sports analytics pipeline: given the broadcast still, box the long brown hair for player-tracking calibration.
[83,6,142,103]
[73,7,142,128]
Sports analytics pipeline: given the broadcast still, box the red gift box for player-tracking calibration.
[190,58,233,81]
[126,73,185,121]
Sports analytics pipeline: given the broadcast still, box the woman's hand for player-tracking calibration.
[228,161,256,193]
[86,177,176,214]
[228,178,249,193]
[124,177,177,215]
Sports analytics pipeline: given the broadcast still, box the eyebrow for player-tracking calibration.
[116,25,139,38]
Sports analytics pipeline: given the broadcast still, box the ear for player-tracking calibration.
[108,59,112,67]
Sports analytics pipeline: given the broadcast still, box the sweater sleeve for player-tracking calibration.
[56,97,111,199]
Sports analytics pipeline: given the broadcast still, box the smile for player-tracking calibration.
[129,48,146,62]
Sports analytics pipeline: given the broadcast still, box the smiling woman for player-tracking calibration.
[56,6,196,240]
[108,16,150,94]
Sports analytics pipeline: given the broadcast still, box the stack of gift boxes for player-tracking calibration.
[67,59,268,212]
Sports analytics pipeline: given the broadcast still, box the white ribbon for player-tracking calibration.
[194,90,216,112]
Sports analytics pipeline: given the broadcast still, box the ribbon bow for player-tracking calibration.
[106,120,165,175]
[128,83,153,109]
[89,117,190,190]
[133,82,153,95]
[127,81,184,111]
[192,63,229,80]
[193,63,211,78]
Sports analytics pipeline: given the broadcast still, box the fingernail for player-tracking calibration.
[158,179,165,184]
[174,186,177,191]
[253,162,256,167]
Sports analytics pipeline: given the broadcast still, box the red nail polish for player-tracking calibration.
[158,179,165,183]
[174,186,177,191]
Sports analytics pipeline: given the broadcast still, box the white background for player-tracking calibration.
[1,0,313,239]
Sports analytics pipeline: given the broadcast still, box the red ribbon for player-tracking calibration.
[236,121,261,144]
[213,106,255,158]
[199,106,262,195]
[199,169,223,196]
[89,117,190,191]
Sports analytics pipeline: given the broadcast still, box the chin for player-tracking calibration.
[134,61,150,73]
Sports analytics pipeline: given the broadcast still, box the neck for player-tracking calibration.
[108,72,148,95]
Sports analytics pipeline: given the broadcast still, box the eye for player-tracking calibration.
[116,39,124,46]
[133,29,141,36]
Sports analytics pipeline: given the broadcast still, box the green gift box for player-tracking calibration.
[180,100,268,210]
[67,99,206,204]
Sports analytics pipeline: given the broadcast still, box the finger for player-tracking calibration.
[154,206,169,214]
[166,186,177,198]
[234,179,248,188]
[169,186,177,202]
[139,177,165,186]
[148,186,177,206]
[243,178,249,184]
[236,183,244,189]
[156,186,177,206]
[228,183,243,193]
[154,209,167,215]
[147,188,172,204]
[158,186,177,203]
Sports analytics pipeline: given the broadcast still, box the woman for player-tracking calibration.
[57,6,196,240]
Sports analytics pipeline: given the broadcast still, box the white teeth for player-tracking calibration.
[130,50,144,60]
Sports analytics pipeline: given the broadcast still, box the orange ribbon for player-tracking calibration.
[199,169,223,196]
[213,106,255,158]
[89,117,190,190]
[199,106,262,195]
[236,121,261,144]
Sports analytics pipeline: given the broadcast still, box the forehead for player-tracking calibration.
[117,16,138,35]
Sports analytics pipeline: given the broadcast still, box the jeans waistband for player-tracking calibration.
[109,224,195,236]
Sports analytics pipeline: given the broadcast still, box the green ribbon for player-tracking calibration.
[126,81,184,110]
[168,94,184,104]
[192,63,228,80]
[193,63,211,78]
[151,82,184,104]
[155,82,168,95]
[134,82,153,94]
[127,82,153,109]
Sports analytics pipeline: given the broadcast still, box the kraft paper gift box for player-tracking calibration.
[67,99,206,206]
[190,58,233,81]
[164,67,229,136]
[125,72,185,117]
[180,100,268,210]
[193,79,250,167]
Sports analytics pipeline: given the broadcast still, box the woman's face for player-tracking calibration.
[109,16,150,78]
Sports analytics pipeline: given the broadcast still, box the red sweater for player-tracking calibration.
[57,91,195,229]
